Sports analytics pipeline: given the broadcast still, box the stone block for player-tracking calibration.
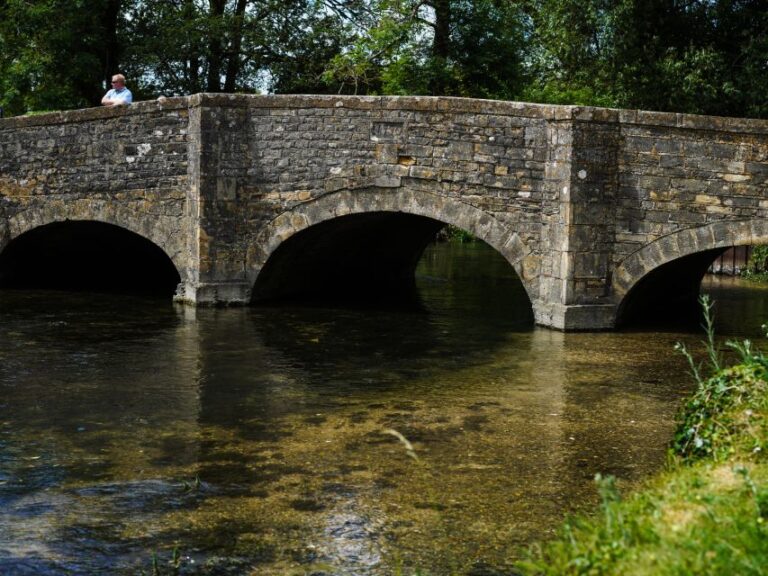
[694,194,721,206]
[721,173,751,183]
[373,175,401,188]
[444,141,474,160]
[572,252,608,278]
[705,205,731,215]
[651,139,681,155]
[374,143,398,164]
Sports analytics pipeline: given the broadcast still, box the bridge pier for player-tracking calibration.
[174,281,251,307]
[535,303,618,331]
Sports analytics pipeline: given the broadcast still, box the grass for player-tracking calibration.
[517,296,768,575]
[140,547,181,576]
[742,271,768,284]
[741,246,768,284]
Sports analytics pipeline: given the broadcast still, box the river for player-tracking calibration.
[0,241,765,575]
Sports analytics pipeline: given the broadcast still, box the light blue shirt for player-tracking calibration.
[104,87,133,105]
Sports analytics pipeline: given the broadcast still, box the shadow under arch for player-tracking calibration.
[248,188,535,309]
[0,220,181,297]
[0,202,187,281]
[613,219,768,327]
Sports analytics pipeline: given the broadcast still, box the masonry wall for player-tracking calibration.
[0,100,194,278]
[533,106,768,327]
[614,112,768,268]
[186,94,574,310]
[565,111,621,306]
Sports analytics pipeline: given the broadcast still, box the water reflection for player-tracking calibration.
[702,275,768,337]
[0,245,764,575]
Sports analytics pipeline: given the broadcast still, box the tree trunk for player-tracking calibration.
[207,0,227,91]
[101,0,122,94]
[184,0,201,92]
[429,0,451,94]
[223,0,248,92]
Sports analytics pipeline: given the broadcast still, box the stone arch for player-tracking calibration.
[248,187,537,302]
[613,219,768,324]
[0,201,188,294]
[0,200,187,280]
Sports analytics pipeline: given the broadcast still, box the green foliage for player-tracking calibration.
[123,0,341,97]
[673,300,768,461]
[1,0,767,116]
[268,10,353,94]
[521,81,616,108]
[436,225,477,243]
[517,472,656,575]
[742,246,768,283]
[0,0,117,114]
[322,0,527,98]
[524,0,768,118]
[673,360,768,461]
[520,462,768,575]
[321,0,417,94]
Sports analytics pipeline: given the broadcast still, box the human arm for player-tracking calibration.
[101,88,132,106]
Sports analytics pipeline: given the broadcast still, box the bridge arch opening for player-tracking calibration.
[253,212,442,305]
[251,212,534,324]
[615,248,727,328]
[0,220,181,297]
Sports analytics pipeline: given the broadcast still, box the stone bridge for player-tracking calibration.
[1,94,767,330]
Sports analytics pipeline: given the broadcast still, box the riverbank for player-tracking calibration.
[519,301,768,575]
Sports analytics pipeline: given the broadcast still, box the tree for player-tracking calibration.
[523,0,768,118]
[322,0,527,98]
[267,8,354,94]
[1,0,766,118]
[122,0,351,97]
[0,0,124,115]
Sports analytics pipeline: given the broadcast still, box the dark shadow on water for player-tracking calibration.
[615,249,724,332]
[618,275,768,340]
[701,275,768,338]
[250,240,535,375]
[0,289,182,344]
[254,280,429,314]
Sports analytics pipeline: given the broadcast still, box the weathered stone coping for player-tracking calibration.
[3,94,768,135]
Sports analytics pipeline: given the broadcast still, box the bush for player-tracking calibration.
[742,246,768,282]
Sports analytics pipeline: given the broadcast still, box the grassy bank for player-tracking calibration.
[519,298,768,576]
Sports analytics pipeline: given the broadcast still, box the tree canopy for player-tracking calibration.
[1,0,766,118]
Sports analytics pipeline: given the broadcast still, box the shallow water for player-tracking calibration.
[0,242,765,575]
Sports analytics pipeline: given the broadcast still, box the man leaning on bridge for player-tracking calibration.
[101,74,133,106]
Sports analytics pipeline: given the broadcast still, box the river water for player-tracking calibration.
[0,241,766,575]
